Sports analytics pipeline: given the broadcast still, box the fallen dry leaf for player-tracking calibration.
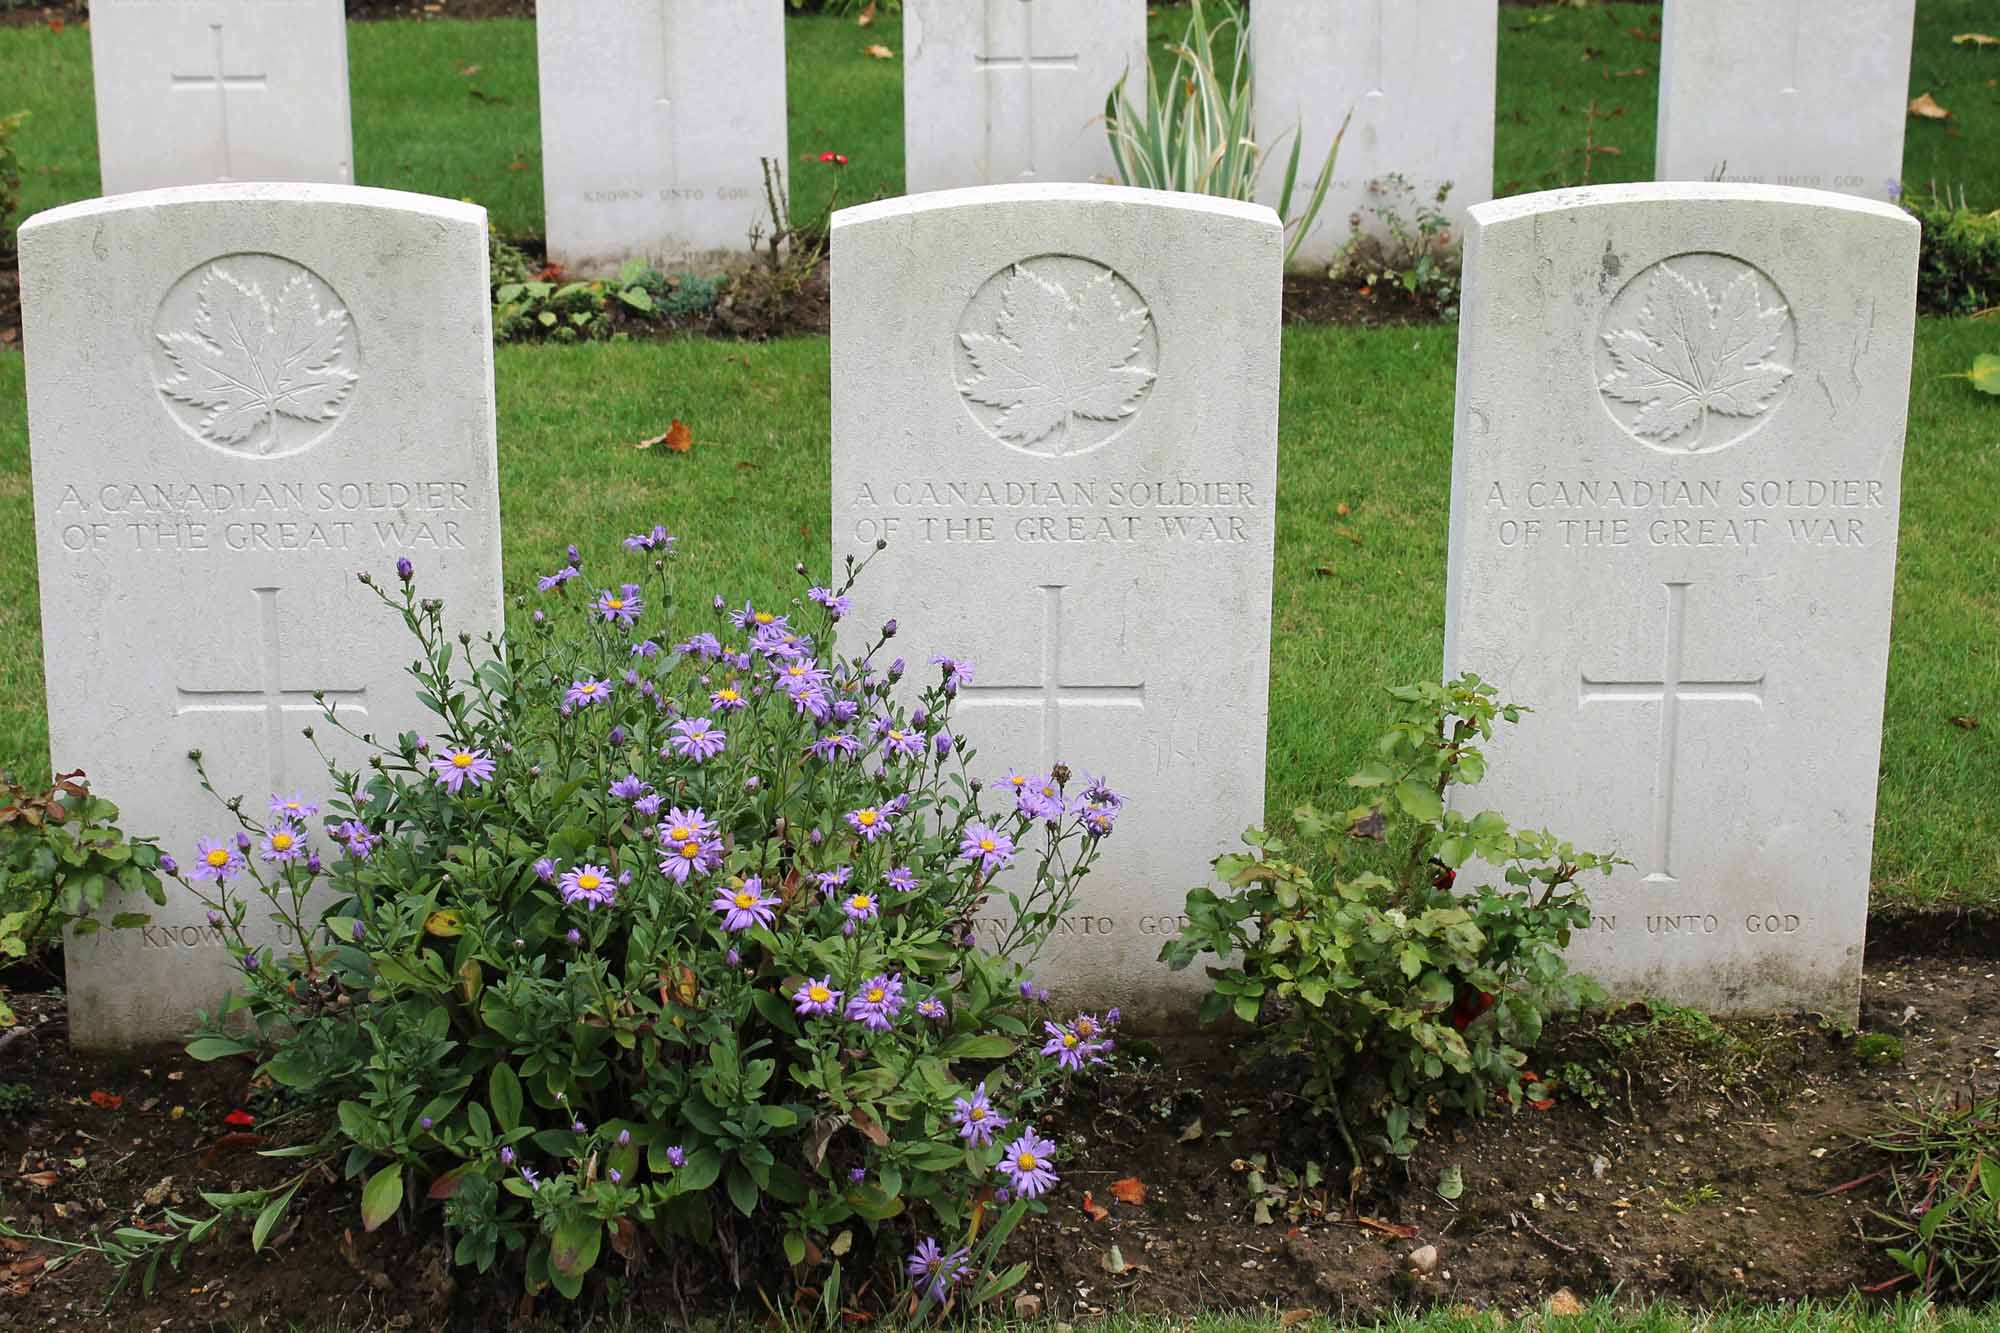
[1909,92,1952,120]
[1278,1310,1316,1330]
[1952,32,1998,47]
[1548,1287,1585,1316]
[1080,1191,1109,1222]
[857,1,876,26]
[88,1089,123,1110]
[1349,1211,1419,1240]
[1110,1176,1148,1206]
[864,43,895,59]
[198,1131,267,1169]
[19,1171,59,1190]
[1948,715,1979,730]
[637,419,693,454]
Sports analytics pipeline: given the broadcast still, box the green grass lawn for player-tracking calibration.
[1,319,1993,909]
[3,2,1997,239]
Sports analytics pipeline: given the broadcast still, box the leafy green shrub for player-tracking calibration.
[1103,0,1340,267]
[0,1081,33,1120]
[1864,1092,2000,1298]
[1,109,27,259]
[489,235,724,343]
[1904,186,2000,317]
[1161,675,1614,1165]
[149,536,1126,1308]
[1,772,167,1026]
[1333,173,1464,317]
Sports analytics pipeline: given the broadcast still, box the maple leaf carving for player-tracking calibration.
[156,265,358,453]
[1599,263,1792,448]
[959,264,1154,451]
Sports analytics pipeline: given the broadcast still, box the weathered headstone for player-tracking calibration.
[1251,0,1496,267]
[537,0,788,275]
[19,184,504,1048]
[90,0,354,196]
[832,184,1280,1019]
[1443,182,1919,1020]
[903,0,1145,193]
[1656,0,1915,203]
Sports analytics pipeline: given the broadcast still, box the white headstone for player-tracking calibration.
[89,0,354,196]
[1443,183,1918,1021]
[831,184,1280,1019]
[1251,0,1497,268]
[903,0,1145,194]
[1656,0,1915,203]
[537,0,789,275]
[19,184,505,1049]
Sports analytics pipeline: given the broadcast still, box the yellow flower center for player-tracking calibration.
[1008,775,1026,788]
[580,683,598,695]
[577,873,601,890]
[969,1106,987,1121]
[678,840,701,860]
[1076,1020,1097,1037]
[849,895,872,912]
[718,689,738,702]
[867,987,886,1003]
[451,751,474,768]
[271,833,293,851]
[808,985,831,1004]
[1016,1152,1038,1171]
[755,612,775,625]
[734,891,756,908]
[978,838,995,852]
[205,848,230,868]
[888,729,903,742]
[857,810,877,826]
[606,597,625,611]
[1063,1033,1079,1048]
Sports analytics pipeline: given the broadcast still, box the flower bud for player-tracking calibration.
[532,610,546,625]
[207,910,223,929]
[351,920,366,943]
[160,854,179,875]
[420,1116,434,1130]
[235,832,252,852]
[500,1146,515,1166]
[881,618,898,639]
[396,557,414,583]
[609,725,627,746]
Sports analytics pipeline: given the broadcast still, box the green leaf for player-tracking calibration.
[938,1032,1016,1059]
[1980,1155,2000,1207]
[1968,352,2000,396]
[186,1036,254,1061]
[550,1214,602,1281]
[1394,780,1445,823]
[618,286,655,313]
[1436,1164,1464,1201]
[726,1165,760,1217]
[360,1164,403,1233]
[252,1180,300,1252]
[489,1063,523,1133]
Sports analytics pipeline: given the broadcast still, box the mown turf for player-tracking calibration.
[2,319,1993,908]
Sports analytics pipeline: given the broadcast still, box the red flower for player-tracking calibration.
[223,1108,256,1128]
[818,150,850,166]
[1447,989,1496,1032]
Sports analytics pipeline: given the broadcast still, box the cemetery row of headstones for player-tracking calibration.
[19,173,1917,1047]
[87,0,1916,274]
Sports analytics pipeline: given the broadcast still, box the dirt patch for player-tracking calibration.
[0,954,1992,1328]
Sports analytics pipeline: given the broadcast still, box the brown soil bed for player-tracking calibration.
[0,948,1992,1329]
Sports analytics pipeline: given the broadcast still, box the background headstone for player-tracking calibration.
[537,0,788,275]
[1251,0,1497,268]
[1656,0,1915,203]
[90,0,354,196]
[1443,182,1919,1020]
[904,0,1145,193]
[831,184,1280,1021]
[20,184,505,1048]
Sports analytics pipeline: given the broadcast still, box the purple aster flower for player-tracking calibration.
[996,1132,1058,1199]
[731,602,787,632]
[958,823,1015,873]
[633,792,663,818]
[809,732,859,762]
[268,792,318,821]
[951,1083,1008,1147]
[1076,797,1120,838]
[660,806,718,842]
[565,677,611,708]
[536,564,580,592]
[558,863,617,911]
[793,975,842,1017]
[842,890,880,924]
[260,823,307,864]
[608,773,653,802]
[752,624,812,661]
[396,556,414,583]
[678,632,724,661]
[845,805,892,842]
[875,718,927,761]
[849,1166,867,1183]
[1016,773,1064,821]
[193,836,244,883]
[1071,1012,1112,1042]
[807,586,853,620]
[844,973,904,1032]
[533,855,556,882]
[664,1145,686,1168]
[1000,769,1033,798]
[934,731,955,758]
[623,524,676,553]
[829,698,860,724]
[595,584,645,626]
[929,653,974,696]
[520,1166,541,1191]
[711,877,778,932]
[709,683,748,712]
[659,833,722,882]
[159,853,179,876]
[906,1237,973,1304]
[500,1146,516,1166]
[885,865,918,894]
[332,820,375,860]
[430,746,497,794]
[1042,1020,1098,1071]
[669,717,726,762]
[630,639,662,660]
[917,996,947,1021]
[774,658,830,695]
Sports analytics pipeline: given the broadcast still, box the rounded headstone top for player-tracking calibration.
[19,182,487,238]
[833,182,1280,235]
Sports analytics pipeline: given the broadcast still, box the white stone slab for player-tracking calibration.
[1443,183,1918,1020]
[537,0,788,275]
[1251,0,1496,268]
[89,0,354,196]
[20,184,504,1048]
[831,184,1280,1020]
[1656,0,1914,203]
[904,0,1145,193]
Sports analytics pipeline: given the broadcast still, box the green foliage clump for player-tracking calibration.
[0,1080,33,1120]
[1,772,166,1026]
[1103,0,1339,267]
[1865,1092,2000,1298]
[1904,186,2000,317]
[489,236,717,344]
[0,109,26,258]
[144,535,1124,1309]
[1333,173,1464,316]
[1162,675,1614,1164]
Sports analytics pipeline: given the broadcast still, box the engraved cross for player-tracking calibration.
[175,587,368,795]
[655,1,680,183]
[1579,581,1764,884]
[954,584,1144,771]
[170,22,269,181]
[976,0,1080,179]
